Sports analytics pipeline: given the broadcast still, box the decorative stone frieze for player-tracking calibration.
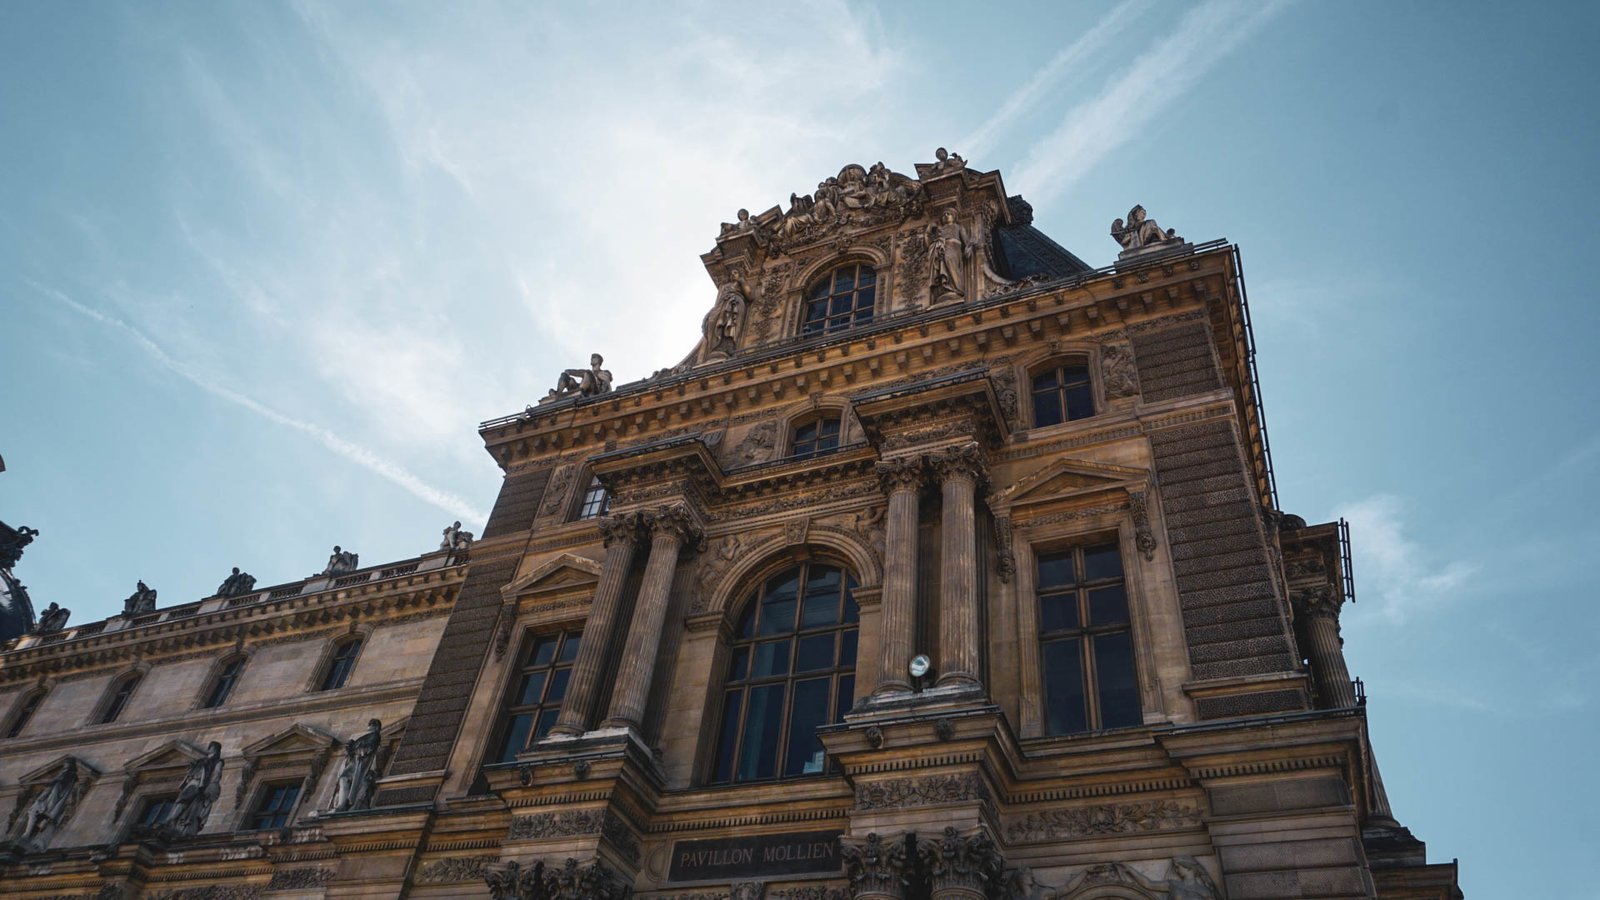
[419,855,499,883]
[854,773,988,811]
[266,868,334,890]
[1004,800,1201,843]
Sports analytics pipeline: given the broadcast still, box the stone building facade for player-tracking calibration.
[0,153,1462,899]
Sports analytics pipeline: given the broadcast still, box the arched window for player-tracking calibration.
[1036,541,1141,734]
[802,264,876,337]
[578,476,610,520]
[318,638,363,692]
[202,657,246,709]
[4,689,46,738]
[100,673,142,724]
[712,562,858,783]
[1031,361,1094,427]
[789,416,841,459]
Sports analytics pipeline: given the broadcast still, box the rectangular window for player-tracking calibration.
[578,477,610,519]
[136,795,178,828]
[491,630,582,763]
[1036,541,1141,735]
[249,782,301,830]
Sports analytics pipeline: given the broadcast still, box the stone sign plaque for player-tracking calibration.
[668,829,842,882]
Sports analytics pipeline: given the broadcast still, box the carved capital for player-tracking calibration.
[916,826,1005,898]
[841,832,913,900]
[875,457,926,494]
[646,504,704,551]
[597,512,645,547]
[484,857,630,900]
[930,443,987,487]
[1292,583,1342,619]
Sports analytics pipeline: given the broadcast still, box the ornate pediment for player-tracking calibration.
[241,724,336,760]
[123,739,207,776]
[503,553,603,600]
[17,755,100,787]
[997,458,1150,509]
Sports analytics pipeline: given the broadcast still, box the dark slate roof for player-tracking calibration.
[993,195,1092,280]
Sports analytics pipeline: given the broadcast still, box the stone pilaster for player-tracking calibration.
[841,832,912,900]
[916,826,1005,900]
[932,444,985,690]
[602,505,702,731]
[1292,584,1356,709]
[549,513,643,737]
[873,458,925,696]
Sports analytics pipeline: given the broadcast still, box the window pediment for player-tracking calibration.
[502,554,603,600]
[998,459,1150,512]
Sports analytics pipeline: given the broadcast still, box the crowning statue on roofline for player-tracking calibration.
[540,353,613,404]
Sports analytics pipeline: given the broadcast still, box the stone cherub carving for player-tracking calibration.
[704,280,747,356]
[322,546,360,576]
[20,758,79,843]
[928,207,974,303]
[542,353,614,403]
[122,581,157,616]
[1111,204,1183,253]
[215,567,257,598]
[327,719,382,813]
[163,741,224,838]
[32,601,70,634]
[440,521,474,562]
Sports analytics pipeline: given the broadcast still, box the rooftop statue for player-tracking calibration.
[704,281,747,357]
[927,146,967,175]
[541,353,613,404]
[215,567,257,598]
[440,521,473,562]
[163,742,223,838]
[0,524,38,570]
[928,207,975,304]
[122,580,157,616]
[1111,204,1184,254]
[322,546,360,576]
[33,601,70,634]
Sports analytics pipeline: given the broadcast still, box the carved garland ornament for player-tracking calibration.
[1129,490,1158,561]
[854,772,988,811]
[420,855,499,883]
[1004,800,1202,843]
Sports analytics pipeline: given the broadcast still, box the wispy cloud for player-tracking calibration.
[1012,0,1290,203]
[961,0,1154,161]
[1335,493,1475,624]
[30,282,488,525]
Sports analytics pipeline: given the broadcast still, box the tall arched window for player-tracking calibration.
[802,264,876,336]
[712,562,858,783]
[100,673,142,724]
[202,657,246,709]
[4,688,46,738]
[318,638,363,692]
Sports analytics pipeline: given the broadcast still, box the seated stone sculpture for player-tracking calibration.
[1110,204,1184,253]
[122,581,157,616]
[322,546,360,576]
[440,522,473,561]
[33,601,70,634]
[215,567,257,598]
[541,353,613,403]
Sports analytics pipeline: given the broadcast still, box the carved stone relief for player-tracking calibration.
[854,772,988,810]
[419,856,499,883]
[1101,342,1140,399]
[1004,800,1202,843]
[1129,491,1158,561]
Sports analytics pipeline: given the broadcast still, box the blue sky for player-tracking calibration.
[3,2,1597,893]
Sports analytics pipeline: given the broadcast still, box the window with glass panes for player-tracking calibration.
[790,417,841,459]
[712,563,858,783]
[248,782,301,830]
[319,639,362,691]
[101,675,141,724]
[578,476,609,519]
[1035,542,1142,735]
[135,795,178,828]
[6,690,45,738]
[1031,363,1094,427]
[801,265,876,336]
[491,631,581,764]
[203,658,245,709]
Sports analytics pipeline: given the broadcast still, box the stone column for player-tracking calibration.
[873,457,924,697]
[933,444,985,689]
[549,513,643,737]
[842,832,912,900]
[917,826,1005,900]
[603,505,701,731]
[1292,584,1357,709]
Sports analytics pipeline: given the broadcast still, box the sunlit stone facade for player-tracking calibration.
[0,153,1461,899]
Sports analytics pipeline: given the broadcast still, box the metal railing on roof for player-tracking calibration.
[1338,517,1357,605]
[1231,244,1279,510]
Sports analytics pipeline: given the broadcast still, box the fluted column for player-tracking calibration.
[603,505,701,731]
[933,444,985,689]
[549,513,642,737]
[873,458,925,696]
[1292,584,1356,709]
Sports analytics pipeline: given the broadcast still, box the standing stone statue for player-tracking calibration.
[321,546,360,576]
[164,742,223,838]
[704,282,747,355]
[327,719,382,813]
[927,207,974,303]
[542,354,614,403]
[20,759,79,842]
[1110,204,1183,253]
[215,567,257,598]
[440,522,473,563]
[122,581,157,615]
[32,601,70,634]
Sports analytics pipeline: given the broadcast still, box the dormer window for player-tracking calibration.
[802,264,876,337]
[578,476,610,519]
[790,417,841,460]
[1031,362,1094,427]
